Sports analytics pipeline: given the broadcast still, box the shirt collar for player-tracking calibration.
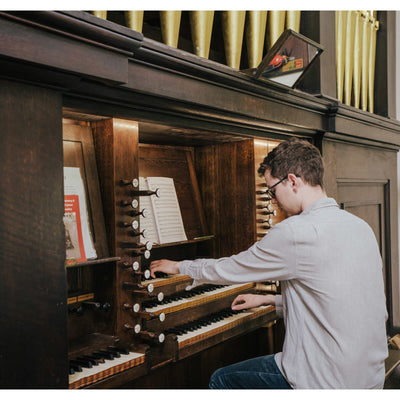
[301,197,339,216]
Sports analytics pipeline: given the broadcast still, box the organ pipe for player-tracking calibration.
[221,11,246,69]
[335,10,346,103]
[368,15,379,113]
[125,11,144,32]
[245,11,268,69]
[92,11,107,19]
[343,11,356,106]
[360,11,371,111]
[286,10,300,32]
[266,11,286,51]
[189,11,214,59]
[160,11,182,48]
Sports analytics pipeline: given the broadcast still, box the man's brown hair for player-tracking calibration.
[258,138,324,187]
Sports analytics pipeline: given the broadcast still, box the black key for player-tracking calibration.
[69,362,82,372]
[70,359,93,368]
[107,346,130,355]
[79,356,99,366]
[105,348,121,357]
[100,348,121,358]
[93,350,114,360]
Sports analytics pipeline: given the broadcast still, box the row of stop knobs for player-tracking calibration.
[120,178,165,344]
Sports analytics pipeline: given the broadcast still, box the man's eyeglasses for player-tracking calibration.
[266,176,287,199]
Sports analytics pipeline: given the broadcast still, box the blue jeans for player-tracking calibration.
[209,354,292,389]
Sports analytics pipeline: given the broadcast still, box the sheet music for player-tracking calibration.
[63,167,97,259]
[139,177,160,244]
[146,177,187,244]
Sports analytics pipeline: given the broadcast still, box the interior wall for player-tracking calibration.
[323,139,399,330]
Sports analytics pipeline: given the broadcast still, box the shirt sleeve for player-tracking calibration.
[274,295,283,318]
[179,221,297,287]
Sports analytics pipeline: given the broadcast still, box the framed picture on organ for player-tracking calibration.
[242,29,324,88]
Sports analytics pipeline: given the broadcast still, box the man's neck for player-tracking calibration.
[300,186,327,212]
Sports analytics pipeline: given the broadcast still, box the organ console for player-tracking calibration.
[61,117,283,389]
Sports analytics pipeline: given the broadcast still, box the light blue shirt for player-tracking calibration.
[180,197,388,388]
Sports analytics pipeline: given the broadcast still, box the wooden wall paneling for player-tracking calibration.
[298,11,336,97]
[338,180,391,328]
[195,139,284,258]
[0,79,68,388]
[216,140,256,257]
[194,145,220,258]
[323,138,400,332]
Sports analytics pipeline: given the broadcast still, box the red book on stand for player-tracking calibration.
[64,194,87,263]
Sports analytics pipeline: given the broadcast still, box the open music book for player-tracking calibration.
[139,177,187,244]
[64,167,97,262]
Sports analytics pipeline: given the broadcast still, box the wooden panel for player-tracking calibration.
[195,140,256,258]
[219,140,256,255]
[0,79,68,388]
[338,182,386,251]
[338,180,390,319]
[323,138,399,331]
[0,14,129,84]
[92,118,140,345]
[194,145,220,257]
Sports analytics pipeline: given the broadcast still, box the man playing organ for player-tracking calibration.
[150,138,388,389]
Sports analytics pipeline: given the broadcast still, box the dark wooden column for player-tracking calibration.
[298,10,336,98]
[0,79,68,388]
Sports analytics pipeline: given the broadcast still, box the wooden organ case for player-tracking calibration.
[62,117,284,389]
[2,11,400,390]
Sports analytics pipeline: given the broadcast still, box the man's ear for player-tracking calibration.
[287,173,298,186]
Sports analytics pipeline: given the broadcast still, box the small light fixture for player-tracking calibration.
[242,29,324,88]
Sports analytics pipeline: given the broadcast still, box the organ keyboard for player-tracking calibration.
[69,347,146,389]
[170,306,274,349]
[142,283,256,316]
